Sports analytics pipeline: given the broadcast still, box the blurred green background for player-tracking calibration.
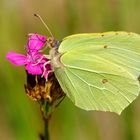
[1,0,140,140]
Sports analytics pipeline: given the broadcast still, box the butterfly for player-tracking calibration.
[49,31,140,115]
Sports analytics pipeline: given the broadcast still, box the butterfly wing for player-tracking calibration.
[52,32,140,114]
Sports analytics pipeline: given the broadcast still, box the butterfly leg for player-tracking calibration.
[39,44,48,53]
[32,55,50,66]
[41,61,54,80]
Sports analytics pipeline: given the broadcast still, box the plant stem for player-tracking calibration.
[44,120,49,140]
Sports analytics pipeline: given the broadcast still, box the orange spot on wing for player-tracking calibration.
[102,79,108,84]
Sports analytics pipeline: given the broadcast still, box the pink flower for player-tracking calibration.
[6,51,47,75]
[26,33,47,54]
[6,33,52,79]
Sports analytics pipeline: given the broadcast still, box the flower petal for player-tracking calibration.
[25,63,43,75]
[27,33,47,52]
[6,51,27,66]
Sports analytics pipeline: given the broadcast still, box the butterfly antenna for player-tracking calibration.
[34,14,54,38]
